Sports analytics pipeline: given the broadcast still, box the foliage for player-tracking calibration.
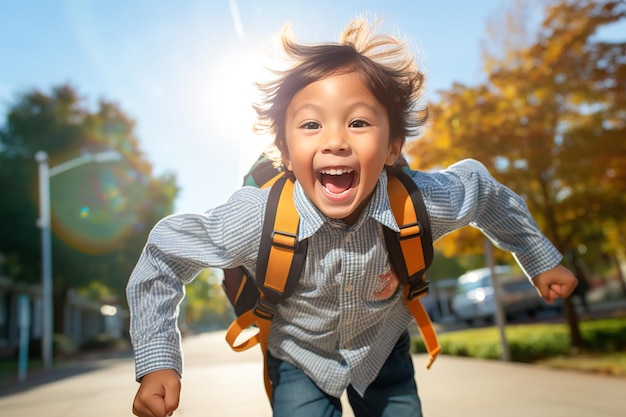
[28,333,77,358]
[183,269,234,330]
[412,317,626,363]
[0,84,179,326]
[80,333,130,352]
[407,0,626,262]
[427,250,467,280]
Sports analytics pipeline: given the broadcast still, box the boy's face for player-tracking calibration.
[283,71,401,225]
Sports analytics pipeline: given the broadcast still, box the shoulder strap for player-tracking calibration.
[225,174,307,400]
[384,170,433,300]
[254,175,308,317]
[384,170,440,368]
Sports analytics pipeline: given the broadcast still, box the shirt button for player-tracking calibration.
[344,233,352,243]
[345,284,354,292]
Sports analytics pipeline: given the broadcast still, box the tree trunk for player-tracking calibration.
[538,176,584,349]
[562,297,585,349]
[614,250,626,298]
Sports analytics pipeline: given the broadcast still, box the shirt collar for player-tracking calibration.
[293,169,400,239]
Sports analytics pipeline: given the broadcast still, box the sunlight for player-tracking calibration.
[199,48,274,177]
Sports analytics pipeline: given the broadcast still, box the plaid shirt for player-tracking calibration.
[127,159,562,398]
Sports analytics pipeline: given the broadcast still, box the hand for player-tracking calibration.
[532,264,578,304]
[132,369,181,417]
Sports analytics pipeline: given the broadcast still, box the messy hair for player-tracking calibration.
[254,18,428,165]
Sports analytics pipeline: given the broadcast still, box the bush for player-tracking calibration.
[80,333,130,352]
[28,333,76,358]
[411,317,626,363]
[580,319,626,352]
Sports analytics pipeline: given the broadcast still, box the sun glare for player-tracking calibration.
[198,49,273,176]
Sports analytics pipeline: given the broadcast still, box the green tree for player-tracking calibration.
[407,0,626,347]
[183,269,233,330]
[0,84,178,330]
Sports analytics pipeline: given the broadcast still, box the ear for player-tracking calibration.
[385,137,403,166]
[282,153,293,172]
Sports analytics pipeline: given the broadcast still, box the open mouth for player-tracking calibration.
[319,168,355,197]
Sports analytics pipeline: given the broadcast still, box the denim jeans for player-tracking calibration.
[268,331,423,417]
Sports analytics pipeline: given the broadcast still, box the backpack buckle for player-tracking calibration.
[271,230,298,250]
[407,277,429,300]
[254,298,278,320]
[398,221,422,240]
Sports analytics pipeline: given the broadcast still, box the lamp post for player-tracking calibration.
[35,149,122,369]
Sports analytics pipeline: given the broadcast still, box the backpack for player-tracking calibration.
[222,156,441,399]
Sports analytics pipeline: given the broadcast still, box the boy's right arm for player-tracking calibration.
[127,190,266,413]
[132,369,181,417]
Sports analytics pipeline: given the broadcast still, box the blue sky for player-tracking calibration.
[0,0,555,213]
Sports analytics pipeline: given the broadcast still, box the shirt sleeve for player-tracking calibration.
[412,159,562,279]
[126,187,267,380]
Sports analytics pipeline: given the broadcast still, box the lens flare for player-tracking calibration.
[50,163,147,255]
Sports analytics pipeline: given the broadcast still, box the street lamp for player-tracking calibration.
[35,149,122,369]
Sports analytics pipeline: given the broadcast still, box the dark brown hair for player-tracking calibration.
[254,18,428,165]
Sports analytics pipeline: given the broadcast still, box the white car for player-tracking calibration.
[451,266,546,325]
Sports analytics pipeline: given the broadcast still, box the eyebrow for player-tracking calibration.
[290,101,383,120]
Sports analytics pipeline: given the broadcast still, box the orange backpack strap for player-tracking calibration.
[385,170,441,368]
[225,175,306,399]
[255,176,307,305]
[385,171,433,298]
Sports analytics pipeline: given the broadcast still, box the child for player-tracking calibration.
[127,18,577,417]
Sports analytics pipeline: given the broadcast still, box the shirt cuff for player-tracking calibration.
[134,338,183,381]
[513,236,563,279]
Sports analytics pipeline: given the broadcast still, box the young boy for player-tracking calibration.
[128,18,577,417]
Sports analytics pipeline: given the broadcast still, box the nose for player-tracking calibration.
[322,126,350,154]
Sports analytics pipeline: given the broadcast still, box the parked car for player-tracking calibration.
[451,266,546,325]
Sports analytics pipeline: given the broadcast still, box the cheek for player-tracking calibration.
[283,150,308,179]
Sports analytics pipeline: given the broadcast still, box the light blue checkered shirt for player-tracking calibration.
[127,159,562,397]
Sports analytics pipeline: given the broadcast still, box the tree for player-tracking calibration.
[183,269,233,331]
[0,84,178,331]
[407,0,626,347]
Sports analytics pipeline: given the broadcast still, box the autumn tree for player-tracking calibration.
[407,0,626,346]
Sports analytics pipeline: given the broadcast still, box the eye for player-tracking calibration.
[300,121,321,130]
[349,119,371,128]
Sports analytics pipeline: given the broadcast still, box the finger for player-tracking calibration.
[133,391,165,417]
[532,282,551,302]
[132,402,158,417]
[547,286,561,303]
[163,380,181,416]
[164,393,180,416]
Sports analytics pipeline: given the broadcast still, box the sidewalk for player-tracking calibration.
[0,330,624,416]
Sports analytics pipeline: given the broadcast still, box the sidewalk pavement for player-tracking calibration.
[0,330,624,416]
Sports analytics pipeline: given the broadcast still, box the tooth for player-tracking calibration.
[320,168,353,175]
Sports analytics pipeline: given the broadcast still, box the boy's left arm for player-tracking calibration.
[531,264,578,304]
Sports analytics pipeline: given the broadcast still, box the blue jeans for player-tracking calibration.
[268,331,423,417]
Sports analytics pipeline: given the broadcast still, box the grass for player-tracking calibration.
[538,351,626,377]
[413,316,626,378]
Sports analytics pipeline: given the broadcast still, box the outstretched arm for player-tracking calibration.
[531,264,578,304]
[132,369,181,417]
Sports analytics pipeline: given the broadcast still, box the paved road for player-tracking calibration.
[0,330,624,416]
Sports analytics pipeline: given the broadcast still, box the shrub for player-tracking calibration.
[411,317,626,362]
[80,333,129,352]
[580,319,626,352]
